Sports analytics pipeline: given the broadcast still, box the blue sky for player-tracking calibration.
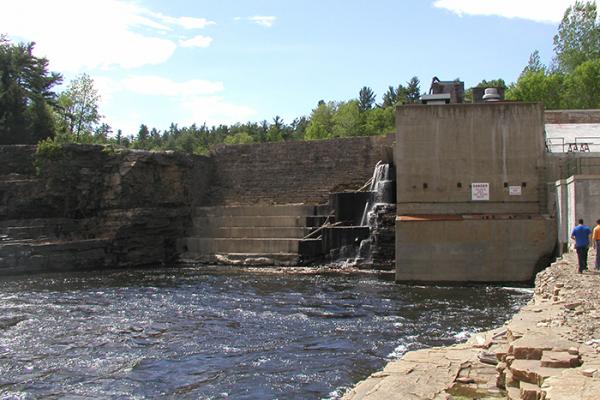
[1,0,586,135]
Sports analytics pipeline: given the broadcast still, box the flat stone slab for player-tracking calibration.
[343,347,478,399]
[541,351,581,368]
[510,334,579,360]
[542,369,600,399]
[510,359,568,385]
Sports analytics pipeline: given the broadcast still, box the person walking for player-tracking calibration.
[593,219,600,271]
[571,219,592,273]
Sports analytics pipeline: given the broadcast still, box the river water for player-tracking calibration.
[0,267,530,399]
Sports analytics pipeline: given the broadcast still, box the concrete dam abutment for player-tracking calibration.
[1,106,600,281]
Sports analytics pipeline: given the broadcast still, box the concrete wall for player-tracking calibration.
[395,103,545,214]
[546,154,600,183]
[564,175,600,248]
[395,103,556,283]
[555,179,569,254]
[395,216,555,282]
[207,135,394,206]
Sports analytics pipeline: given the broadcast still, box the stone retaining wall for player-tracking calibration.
[207,135,394,205]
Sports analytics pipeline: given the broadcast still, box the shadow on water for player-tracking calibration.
[0,266,532,399]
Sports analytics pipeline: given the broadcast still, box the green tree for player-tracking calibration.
[332,100,361,137]
[136,124,149,148]
[267,115,284,141]
[94,123,111,143]
[57,73,101,140]
[224,131,255,145]
[305,101,336,140]
[358,86,376,111]
[381,86,399,107]
[505,70,564,109]
[562,58,600,108]
[404,77,421,103]
[553,1,600,73]
[0,36,62,144]
[363,106,395,136]
[523,50,546,74]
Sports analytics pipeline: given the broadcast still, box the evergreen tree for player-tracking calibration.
[358,86,376,111]
[381,86,398,107]
[0,36,62,144]
[404,77,421,104]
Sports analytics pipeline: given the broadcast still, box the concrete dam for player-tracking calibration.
[1,103,600,282]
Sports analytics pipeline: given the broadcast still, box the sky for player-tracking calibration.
[0,0,591,135]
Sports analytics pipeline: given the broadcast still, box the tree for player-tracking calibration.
[381,86,399,107]
[136,124,149,148]
[404,77,421,104]
[305,101,336,140]
[267,115,284,141]
[358,86,376,111]
[332,100,362,137]
[523,50,546,74]
[553,1,600,73]
[57,73,101,140]
[94,123,112,143]
[505,70,564,109]
[224,132,255,145]
[562,58,600,108]
[363,106,395,136]
[0,36,62,144]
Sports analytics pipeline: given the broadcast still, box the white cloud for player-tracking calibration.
[433,0,592,23]
[95,75,254,128]
[148,13,216,30]
[180,35,214,48]
[181,96,257,126]
[0,0,215,71]
[122,75,224,97]
[235,15,277,28]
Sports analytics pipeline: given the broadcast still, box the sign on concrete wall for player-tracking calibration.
[509,186,522,196]
[471,183,490,201]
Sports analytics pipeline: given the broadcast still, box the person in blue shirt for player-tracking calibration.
[571,219,592,273]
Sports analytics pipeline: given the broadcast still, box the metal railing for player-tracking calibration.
[545,136,600,153]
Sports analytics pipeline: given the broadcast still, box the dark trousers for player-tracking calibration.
[576,246,588,272]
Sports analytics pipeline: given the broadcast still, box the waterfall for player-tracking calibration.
[360,162,392,227]
[341,162,394,267]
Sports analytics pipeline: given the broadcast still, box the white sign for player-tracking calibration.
[471,183,490,201]
[509,186,522,196]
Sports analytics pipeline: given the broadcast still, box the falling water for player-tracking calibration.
[342,162,395,265]
[360,162,392,227]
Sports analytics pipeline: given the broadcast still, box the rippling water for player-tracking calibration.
[0,267,531,399]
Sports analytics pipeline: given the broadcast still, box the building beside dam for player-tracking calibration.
[1,100,600,283]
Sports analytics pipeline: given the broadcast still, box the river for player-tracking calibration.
[0,267,531,399]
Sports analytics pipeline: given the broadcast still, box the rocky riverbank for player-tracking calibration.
[343,251,600,399]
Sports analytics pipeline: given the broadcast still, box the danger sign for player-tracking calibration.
[471,183,490,201]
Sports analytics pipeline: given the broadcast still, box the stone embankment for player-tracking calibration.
[344,251,600,400]
[0,145,209,274]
